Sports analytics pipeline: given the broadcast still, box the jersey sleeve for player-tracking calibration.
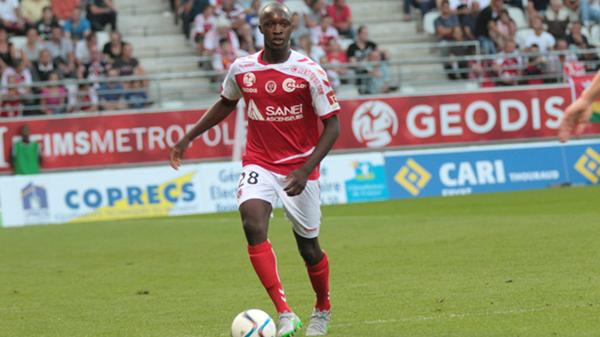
[220,61,242,101]
[309,65,341,119]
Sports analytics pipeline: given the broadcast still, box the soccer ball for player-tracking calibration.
[231,309,276,337]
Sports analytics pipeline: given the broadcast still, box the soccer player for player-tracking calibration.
[559,71,600,142]
[169,3,340,336]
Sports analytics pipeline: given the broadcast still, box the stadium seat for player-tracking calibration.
[423,10,440,35]
[285,0,308,14]
[96,31,109,51]
[507,6,527,29]
[9,36,26,52]
[515,28,534,48]
[590,25,600,47]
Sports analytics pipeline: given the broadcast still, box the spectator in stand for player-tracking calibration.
[32,48,56,82]
[238,21,257,54]
[75,32,99,64]
[10,125,41,175]
[581,0,600,25]
[522,44,546,85]
[290,11,308,48]
[403,0,435,21]
[525,16,556,52]
[98,67,126,111]
[347,25,385,63]
[305,0,326,29]
[2,59,33,96]
[51,0,80,21]
[324,38,349,87]
[326,0,353,39]
[564,0,581,22]
[21,27,44,65]
[36,6,59,40]
[492,39,522,86]
[114,43,142,77]
[179,0,211,39]
[311,14,338,47]
[566,21,600,72]
[76,82,98,111]
[124,69,149,109]
[545,0,570,40]
[40,71,67,114]
[0,75,22,117]
[446,27,472,79]
[434,1,459,42]
[0,27,17,74]
[487,9,515,50]
[0,0,26,35]
[566,21,589,49]
[474,0,505,54]
[245,0,264,48]
[456,4,476,40]
[102,31,125,61]
[203,17,240,56]
[64,7,92,40]
[364,50,394,94]
[21,0,50,26]
[216,0,245,31]
[86,0,117,32]
[297,33,325,63]
[191,4,216,56]
[212,38,245,72]
[79,44,108,82]
[45,25,74,62]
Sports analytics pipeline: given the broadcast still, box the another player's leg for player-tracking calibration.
[240,199,301,337]
[294,234,331,336]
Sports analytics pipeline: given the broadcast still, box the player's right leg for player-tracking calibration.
[238,165,302,337]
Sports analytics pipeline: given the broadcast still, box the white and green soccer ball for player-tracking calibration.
[231,309,276,337]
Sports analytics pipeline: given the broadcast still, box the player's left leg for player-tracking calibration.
[294,234,331,336]
[275,179,331,335]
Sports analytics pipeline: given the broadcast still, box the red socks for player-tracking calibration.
[248,240,291,314]
[307,252,331,311]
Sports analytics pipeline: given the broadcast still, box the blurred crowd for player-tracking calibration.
[0,0,148,118]
[429,0,600,85]
[171,0,396,94]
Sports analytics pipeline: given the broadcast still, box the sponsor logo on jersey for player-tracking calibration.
[247,99,265,121]
[243,73,256,87]
[352,101,399,148]
[266,104,303,117]
[282,78,307,93]
[265,80,277,93]
[242,87,258,93]
[394,159,431,196]
[326,91,339,107]
[574,147,600,183]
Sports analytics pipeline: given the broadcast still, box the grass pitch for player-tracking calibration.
[1,187,600,337]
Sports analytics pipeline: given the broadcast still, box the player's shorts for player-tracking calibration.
[236,164,321,239]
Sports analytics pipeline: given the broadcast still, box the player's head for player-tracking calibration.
[20,125,30,141]
[259,2,292,51]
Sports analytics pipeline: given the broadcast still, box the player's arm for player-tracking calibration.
[559,71,600,142]
[169,97,238,169]
[284,115,340,196]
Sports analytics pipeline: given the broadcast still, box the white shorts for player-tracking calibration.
[236,164,321,239]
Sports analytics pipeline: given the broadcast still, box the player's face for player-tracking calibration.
[260,10,292,51]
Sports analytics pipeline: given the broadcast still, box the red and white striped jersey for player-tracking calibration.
[221,49,341,180]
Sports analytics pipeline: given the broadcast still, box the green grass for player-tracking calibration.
[1,187,600,337]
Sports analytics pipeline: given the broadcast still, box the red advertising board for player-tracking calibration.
[2,85,600,173]
[0,109,236,173]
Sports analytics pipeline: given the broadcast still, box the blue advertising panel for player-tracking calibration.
[385,143,571,199]
[562,140,600,186]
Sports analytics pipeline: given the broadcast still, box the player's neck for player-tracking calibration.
[261,48,291,64]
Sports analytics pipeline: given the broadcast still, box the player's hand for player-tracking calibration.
[284,169,309,196]
[170,136,190,170]
[559,97,593,142]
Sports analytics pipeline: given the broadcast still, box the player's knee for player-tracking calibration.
[242,218,268,244]
[299,246,323,266]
